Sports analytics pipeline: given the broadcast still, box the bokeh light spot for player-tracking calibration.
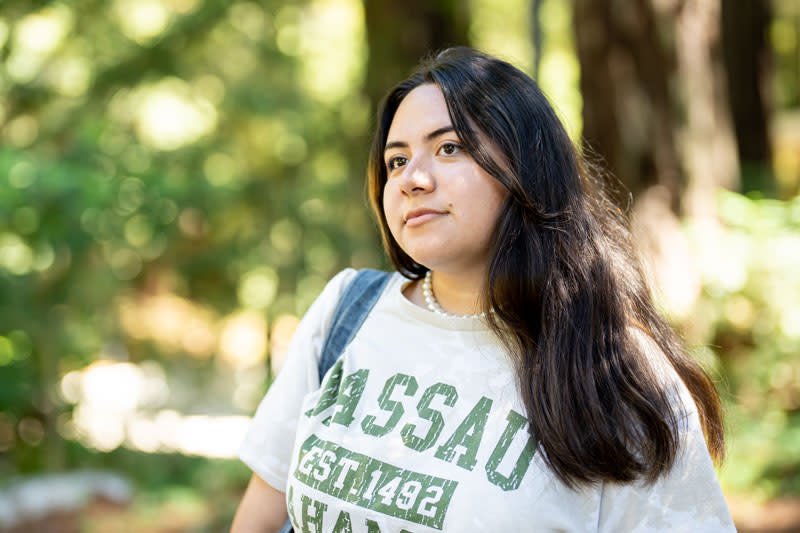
[237,267,279,310]
[306,239,337,275]
[178,208,207,238]
[0,233,34,275]
[110,249,142,280]
[469,0,533,73]
[203,152,239,187]
[60,370,83,404]
[229,2,270,42]
[6,5,73,83]
[192,74,226,106]
[158,198,179,224]
[134,78,217,151]
[8,330,32,361]
[33,241,55,271]
[276,23,301,55]
[298,0,366,104]
[270,219,302,254]
[15,5,72,54]
[8,161,37,189]
[5,115,39,148]
[49,55,92,97]
[781,308,800,339]
[312,151,348,185]
[18,418,45,446]
[124,215,154,248]
[724,296,757,330]
[113,0,170,44]
[299,198,328,223]
[219,310,268,367]
[118,292,218,358]
[275,133,308,165]
[0,337,14,366]
[117,177,146,215]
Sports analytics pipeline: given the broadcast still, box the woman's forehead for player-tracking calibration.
[386,84,452,143]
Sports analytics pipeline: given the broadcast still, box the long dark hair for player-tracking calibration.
[367,47,724,487]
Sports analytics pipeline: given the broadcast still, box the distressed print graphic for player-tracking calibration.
[294,434,458,530]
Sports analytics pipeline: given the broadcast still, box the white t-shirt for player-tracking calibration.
[239,269,735,532]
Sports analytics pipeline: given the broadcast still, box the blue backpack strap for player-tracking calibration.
[317,269,392,383]
[279,269,391,533]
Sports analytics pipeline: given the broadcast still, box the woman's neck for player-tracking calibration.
[406,269,485,316]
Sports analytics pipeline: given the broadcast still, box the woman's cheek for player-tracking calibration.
[382,186,401,237]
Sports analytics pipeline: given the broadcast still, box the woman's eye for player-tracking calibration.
[439,142,461,156]
[387,156,407,171]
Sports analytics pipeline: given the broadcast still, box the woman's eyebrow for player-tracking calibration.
[384,126,457,152]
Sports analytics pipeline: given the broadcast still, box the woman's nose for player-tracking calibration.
[400,158,435,195]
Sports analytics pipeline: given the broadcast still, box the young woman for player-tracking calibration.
[232,47,735,532]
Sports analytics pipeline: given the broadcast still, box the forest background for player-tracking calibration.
[0,0,799,531]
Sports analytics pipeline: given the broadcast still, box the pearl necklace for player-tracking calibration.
[422,270,486,319]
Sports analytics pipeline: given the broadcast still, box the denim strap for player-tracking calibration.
[317,269,392,383]
[279,268,391,532]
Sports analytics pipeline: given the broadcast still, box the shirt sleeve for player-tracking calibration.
[238,268,358,492]
[596,409,735,532]
[597,331,736,532]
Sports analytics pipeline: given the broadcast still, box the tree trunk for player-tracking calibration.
[573,0,625,199]
[573,0,682,210]
[675,0,740,218]
[532,0,544,80]
[574,0,743,317]
[721,0,774,194]
[363,0,469,109]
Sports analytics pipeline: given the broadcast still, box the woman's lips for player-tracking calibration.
[404,208,446,227]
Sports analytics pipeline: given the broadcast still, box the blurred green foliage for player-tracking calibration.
[0,0,381,492]
[695,191,800,498]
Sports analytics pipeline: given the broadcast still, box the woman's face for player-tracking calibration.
[382,84,508,278]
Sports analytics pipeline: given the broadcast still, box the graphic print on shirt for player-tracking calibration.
[293,358,538,531]
[293,433,458,529]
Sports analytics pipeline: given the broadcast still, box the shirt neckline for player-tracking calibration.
[389,273,490,332]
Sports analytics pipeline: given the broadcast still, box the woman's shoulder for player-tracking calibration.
[305,268,401,325]
[319,268,402,302]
